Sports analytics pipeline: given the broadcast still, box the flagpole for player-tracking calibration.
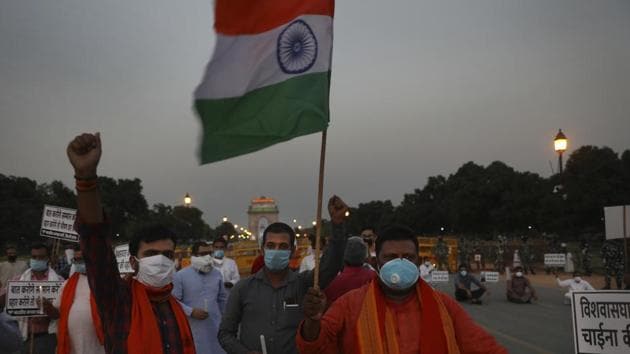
[313,129,328,289]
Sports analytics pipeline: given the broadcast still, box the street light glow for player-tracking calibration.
[554,129,567,152]
[222,216,228,223]
[184,193,192,207]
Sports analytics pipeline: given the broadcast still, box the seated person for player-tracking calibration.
[506,266,537,303]
[556,272,594,305]
[454,264,487,304]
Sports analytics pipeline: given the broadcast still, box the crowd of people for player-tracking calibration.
[0,132,627,354]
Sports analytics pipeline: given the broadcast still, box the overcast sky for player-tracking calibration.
[1,0,629,229]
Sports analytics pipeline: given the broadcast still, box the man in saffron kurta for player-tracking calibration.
[67,132,195,354]
[298,225,507,354]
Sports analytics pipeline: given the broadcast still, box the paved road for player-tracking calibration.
[433,280,575,353]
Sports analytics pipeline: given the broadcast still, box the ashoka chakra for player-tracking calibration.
[277,20,318,74]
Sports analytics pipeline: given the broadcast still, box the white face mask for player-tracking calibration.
[460,270,468,277]
[135,255,175,288]
[574,277,582,283]
[424,261,431,266]
[515,272,523,277]
[190,255,212,273]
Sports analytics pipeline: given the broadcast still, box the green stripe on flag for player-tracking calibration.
[195,72,330,164]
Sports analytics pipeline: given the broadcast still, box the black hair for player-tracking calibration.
[262,222,295,248]
[360,226,376,234]
[129,224,177,257]
[30,242,49,255]
[513,266,523,272]
[458,264,469,270]
[191,241,210,255]
[374,225,418,257]
[213,237,227,247]
[72,244,81,252]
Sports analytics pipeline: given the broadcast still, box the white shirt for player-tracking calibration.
[419,263,434,282]
[212,257,240,285]
[299,254,316,273]
[53,274,105,354]
[557,277,595,292]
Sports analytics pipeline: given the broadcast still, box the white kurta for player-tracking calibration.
[53,275,105,354]
[557,277,595,304]
[212,257,240,285]
[299,254,316,273]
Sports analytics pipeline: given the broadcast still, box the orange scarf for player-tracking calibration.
[56,273,104,354]
[354,280,460,354]
[127,280,195,354]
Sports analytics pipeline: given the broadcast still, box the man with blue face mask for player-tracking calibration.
[10,243,64,354]
[211,238,240,290]
[298,225,506,354]
[218,196,349,354]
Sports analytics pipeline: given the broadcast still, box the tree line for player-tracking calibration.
[1,145,629,250]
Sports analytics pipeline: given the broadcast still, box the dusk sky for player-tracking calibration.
[1,0,629,229]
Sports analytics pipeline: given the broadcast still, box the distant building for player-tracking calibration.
[247,196,279,240]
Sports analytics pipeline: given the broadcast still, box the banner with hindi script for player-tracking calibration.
[114,244,134,274]
[431,271,449,282]
[571,291,630,354]
[544,253,566,266]
[5,280,64,317]
[40,205,79,242]
[481,271,500,283]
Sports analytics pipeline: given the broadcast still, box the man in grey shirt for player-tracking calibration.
[454,264,488,304]
[218,196,349,354]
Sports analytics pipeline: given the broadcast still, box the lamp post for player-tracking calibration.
[554,129,568,174]
[184,193,192,207]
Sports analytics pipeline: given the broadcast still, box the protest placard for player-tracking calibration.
[544,253,566,266]
[40,205,79,242]
[5,280,64,317]
[482,271,500,282]
[115,244,134,273]
[431,271,449,282]
[571,291,630,354]
[604,205,629,240]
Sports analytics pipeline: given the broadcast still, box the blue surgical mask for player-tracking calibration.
[264,249,291,271]
[213,250,225,259]
[378,258,419,290]
[30,259,48,272]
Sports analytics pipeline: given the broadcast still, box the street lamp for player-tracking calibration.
[184,193,192,207]
[554,129,568,174]
[222,216,228,223]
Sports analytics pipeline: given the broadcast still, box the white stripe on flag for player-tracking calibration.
[195,15,332,100]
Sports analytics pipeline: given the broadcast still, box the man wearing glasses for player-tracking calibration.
[218,196,349,354]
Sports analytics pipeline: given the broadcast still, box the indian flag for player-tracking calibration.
[194,0,335,164]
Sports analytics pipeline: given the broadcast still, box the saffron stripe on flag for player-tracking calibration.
[195,72,330,164]
[216,0,334,35]
[195,15,332,100]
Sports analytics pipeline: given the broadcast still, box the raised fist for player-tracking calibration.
[328,195,349,225]
[67,133,102,178]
